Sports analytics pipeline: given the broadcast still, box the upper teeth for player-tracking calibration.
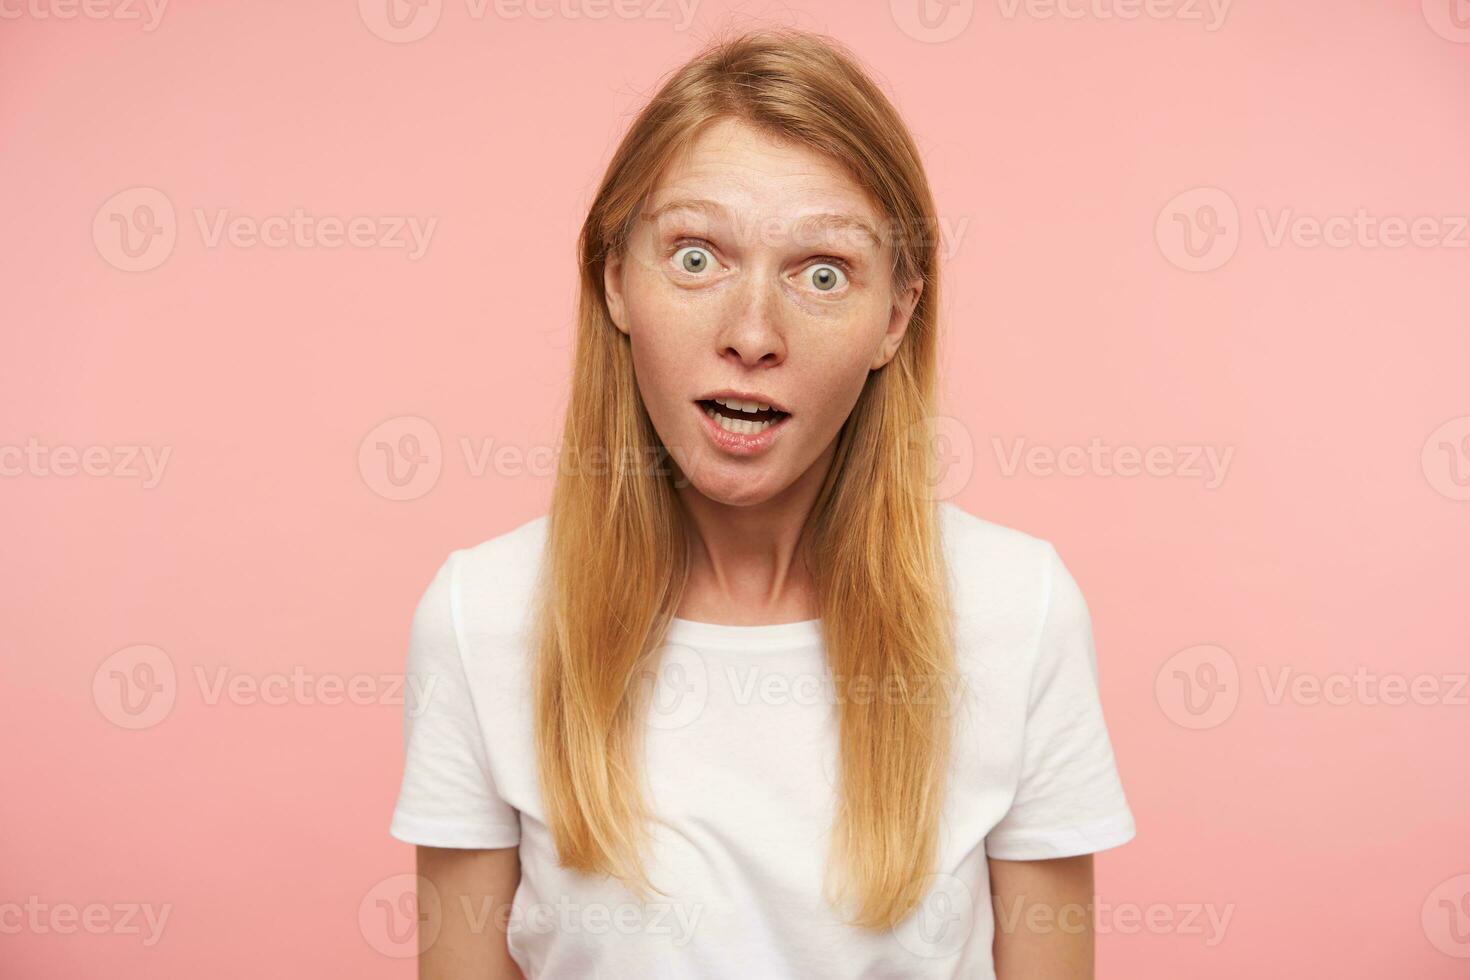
[713,397,771,413]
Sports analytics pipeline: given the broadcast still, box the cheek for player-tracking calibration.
[797,354,876,436]
[798,303,892,395]
[624,283,707,406]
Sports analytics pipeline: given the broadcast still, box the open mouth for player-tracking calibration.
[695,397,791,435]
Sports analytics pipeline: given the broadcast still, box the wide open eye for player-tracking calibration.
[673,244,714,274]
[805,262,849,292]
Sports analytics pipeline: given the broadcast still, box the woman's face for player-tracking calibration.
[604,117,921,508]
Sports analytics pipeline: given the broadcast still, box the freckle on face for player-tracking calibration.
[615,117,906,507]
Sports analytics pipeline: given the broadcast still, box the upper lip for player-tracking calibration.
[696,389,791,414]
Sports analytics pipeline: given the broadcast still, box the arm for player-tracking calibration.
[989,854,1095,980]
[417,844,525,980]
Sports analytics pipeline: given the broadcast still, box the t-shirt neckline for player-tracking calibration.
[664,616,823,650]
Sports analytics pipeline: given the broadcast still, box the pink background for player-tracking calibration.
[3,1,1468,976]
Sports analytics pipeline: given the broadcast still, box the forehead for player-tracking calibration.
[644,117,885,245]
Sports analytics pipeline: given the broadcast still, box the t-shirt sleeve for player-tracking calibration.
[389,549,522,849]
[985,543,1136,861]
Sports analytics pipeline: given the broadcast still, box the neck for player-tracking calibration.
[671,438,836,626]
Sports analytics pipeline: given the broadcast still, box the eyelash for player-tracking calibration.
[670,237,854,276]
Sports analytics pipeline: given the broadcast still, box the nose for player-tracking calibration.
[715,272,786,368]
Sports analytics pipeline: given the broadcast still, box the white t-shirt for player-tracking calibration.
[390,501,1135,978]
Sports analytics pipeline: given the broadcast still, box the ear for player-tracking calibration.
[604,249,630,336]
[870,276,923,370]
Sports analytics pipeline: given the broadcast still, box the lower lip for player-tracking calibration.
[694,402,791,456]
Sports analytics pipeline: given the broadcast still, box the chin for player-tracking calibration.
[682,469,784,508]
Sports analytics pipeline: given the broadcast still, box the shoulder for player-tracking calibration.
[937,499,1066,594]
[415,512,551,641]
[936,500,1086,645]
[452,511,550,580]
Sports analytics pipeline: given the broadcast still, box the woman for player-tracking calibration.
[390,27,1134,979]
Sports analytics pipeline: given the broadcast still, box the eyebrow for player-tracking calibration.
[641,197,884,249]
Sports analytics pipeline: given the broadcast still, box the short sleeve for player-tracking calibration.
[389,550,522,849]
[985,544,1136,860]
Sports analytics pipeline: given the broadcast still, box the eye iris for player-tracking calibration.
[812,266,837,290]
[681,249,707,273]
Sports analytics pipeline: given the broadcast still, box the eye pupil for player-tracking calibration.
[681,249,707,273]
[813,266,835,290]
